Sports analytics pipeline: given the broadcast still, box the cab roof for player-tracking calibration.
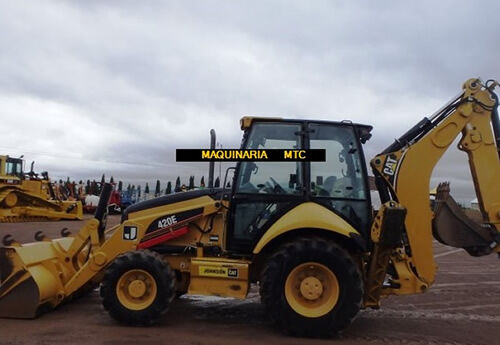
[239,116,373,143]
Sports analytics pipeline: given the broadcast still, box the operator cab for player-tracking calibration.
[0,156,23,179]
[228,118,373,253]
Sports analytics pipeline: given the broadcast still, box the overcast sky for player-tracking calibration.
[0,1,498,203]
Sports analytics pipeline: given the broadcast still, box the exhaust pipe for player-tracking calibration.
[208,129,216,188]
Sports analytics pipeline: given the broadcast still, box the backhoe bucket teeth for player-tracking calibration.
[432,183,495,256]
[0,238,75,319]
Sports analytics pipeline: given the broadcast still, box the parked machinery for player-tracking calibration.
[0,156,83,222]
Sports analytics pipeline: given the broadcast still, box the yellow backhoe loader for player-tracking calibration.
[0,156,83,222]
[0,78,498,337]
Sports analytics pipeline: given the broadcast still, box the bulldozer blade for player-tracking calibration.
[432,183,495,256]
[0,239,74,319]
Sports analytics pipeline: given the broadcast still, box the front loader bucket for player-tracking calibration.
[0,248,40,318]
[432,182,496,256]
[0,238,75,318]
[0,183,113,319]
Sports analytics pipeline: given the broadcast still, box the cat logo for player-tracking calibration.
[228,268,238,278]
[123,226,138,240]
[383,155,398,176]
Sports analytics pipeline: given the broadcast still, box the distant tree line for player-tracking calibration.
[54,174,232,201]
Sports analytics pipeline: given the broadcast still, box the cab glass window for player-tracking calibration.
[309,124,366,199]
[5,160,22,176]
[236,123,302,195]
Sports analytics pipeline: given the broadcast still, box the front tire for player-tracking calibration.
[260,237,363,337]
[100,250,176,325]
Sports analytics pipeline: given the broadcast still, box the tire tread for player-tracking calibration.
[100,250,175,325]
[260,237,363,337]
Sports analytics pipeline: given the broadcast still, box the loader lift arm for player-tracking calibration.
[371,78,500,288]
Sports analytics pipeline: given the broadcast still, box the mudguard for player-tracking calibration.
[252,202,361,254]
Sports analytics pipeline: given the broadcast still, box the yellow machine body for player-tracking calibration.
[189,257,250,298]
[0,186,357,317]
[0,79,499,335]
[0,155,83,222]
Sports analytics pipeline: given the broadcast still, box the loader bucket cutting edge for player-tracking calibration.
[0,275,40,318]
[0,242,71,319]
[0,247,40,318]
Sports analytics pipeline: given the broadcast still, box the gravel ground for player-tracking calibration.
[0,216,498,345]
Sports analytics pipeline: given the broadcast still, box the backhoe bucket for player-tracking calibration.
[432,182,495,256]
[0,237,75,318]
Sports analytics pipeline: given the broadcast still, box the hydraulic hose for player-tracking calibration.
[491,97,500,159]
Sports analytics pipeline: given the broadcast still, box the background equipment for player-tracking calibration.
[0,155,83,222]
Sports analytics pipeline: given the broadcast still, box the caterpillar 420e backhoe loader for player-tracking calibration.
[0,156,83,222]
[0,78,498,337]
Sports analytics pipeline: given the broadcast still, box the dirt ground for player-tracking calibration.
[0,216,498,345]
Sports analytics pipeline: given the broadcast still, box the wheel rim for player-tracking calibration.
[116,269,157,311]
[284,262,340,318]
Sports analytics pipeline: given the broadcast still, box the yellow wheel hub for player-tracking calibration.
[128,280,147,298]
[116,269,157,311]
[285,262,339,318]
[300,276,323,300]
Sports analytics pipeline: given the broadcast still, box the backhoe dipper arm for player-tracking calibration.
[371,78,500,286]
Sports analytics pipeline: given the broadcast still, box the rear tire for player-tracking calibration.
[100,250,175,325]
[260,237,363,337]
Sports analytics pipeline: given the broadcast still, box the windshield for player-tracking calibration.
[236,122,302,195]
[5,158,23,176]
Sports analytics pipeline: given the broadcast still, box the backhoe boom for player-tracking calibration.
[371,78,500,287]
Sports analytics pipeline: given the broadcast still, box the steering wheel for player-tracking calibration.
[269,177,286,194]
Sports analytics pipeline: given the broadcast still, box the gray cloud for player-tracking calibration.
[0,0,498,203]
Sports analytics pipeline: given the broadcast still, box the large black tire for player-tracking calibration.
[260,237,363,337]
[100,250,176,325]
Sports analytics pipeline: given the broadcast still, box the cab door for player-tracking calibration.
[227,122,305,253]
[308,123,371,236]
